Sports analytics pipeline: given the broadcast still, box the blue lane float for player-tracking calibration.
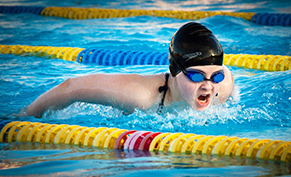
[0,5,45,15]
[77,48,169,66]
[251,13,291,26]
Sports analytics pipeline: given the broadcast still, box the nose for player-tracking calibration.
[200,80,212,91]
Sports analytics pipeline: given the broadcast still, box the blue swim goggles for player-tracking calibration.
[183,69,225,83]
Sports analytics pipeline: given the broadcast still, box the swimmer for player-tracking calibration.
[24,22,234,118]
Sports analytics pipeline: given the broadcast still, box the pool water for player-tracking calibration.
[0,0,291,176]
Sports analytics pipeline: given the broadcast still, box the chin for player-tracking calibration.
[194,106,209,111]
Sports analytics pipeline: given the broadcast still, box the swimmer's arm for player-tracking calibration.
[218,65,234,103]
[25,74,159,118]
[25,77,77,118]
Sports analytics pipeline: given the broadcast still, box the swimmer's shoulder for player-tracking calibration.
[222,65,233,83]
[115,73,167,110]
[218,65,234,103]
[134,73,167,100]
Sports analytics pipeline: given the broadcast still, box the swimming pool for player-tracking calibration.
[0,0,291,176]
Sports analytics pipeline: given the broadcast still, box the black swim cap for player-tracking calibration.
[169,22,223,77]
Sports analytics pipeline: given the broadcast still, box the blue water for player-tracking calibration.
[0,0,291,176]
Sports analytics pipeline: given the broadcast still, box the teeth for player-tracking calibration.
[200,99,207,103]
[198,94,208,103]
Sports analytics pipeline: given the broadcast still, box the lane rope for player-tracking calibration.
[0,6,290,26]
[0,44,290,71]
[0,121,290,162]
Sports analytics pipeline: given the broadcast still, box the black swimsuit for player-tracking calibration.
[157,73,170,113]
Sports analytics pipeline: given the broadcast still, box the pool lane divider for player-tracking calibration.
[0,121,291,162]
[0,5,290,26]
[1,44,290,71]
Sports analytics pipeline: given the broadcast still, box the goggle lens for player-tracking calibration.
[188,72,204,82]
[213,72,224,83]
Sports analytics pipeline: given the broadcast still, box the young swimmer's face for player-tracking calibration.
[176,65,224,111]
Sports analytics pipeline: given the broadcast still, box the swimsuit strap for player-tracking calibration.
[157,73,170,113]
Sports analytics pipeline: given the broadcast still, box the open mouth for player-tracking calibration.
[197,94,211,107]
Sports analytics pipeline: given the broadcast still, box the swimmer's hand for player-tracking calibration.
[14,108,28,117]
